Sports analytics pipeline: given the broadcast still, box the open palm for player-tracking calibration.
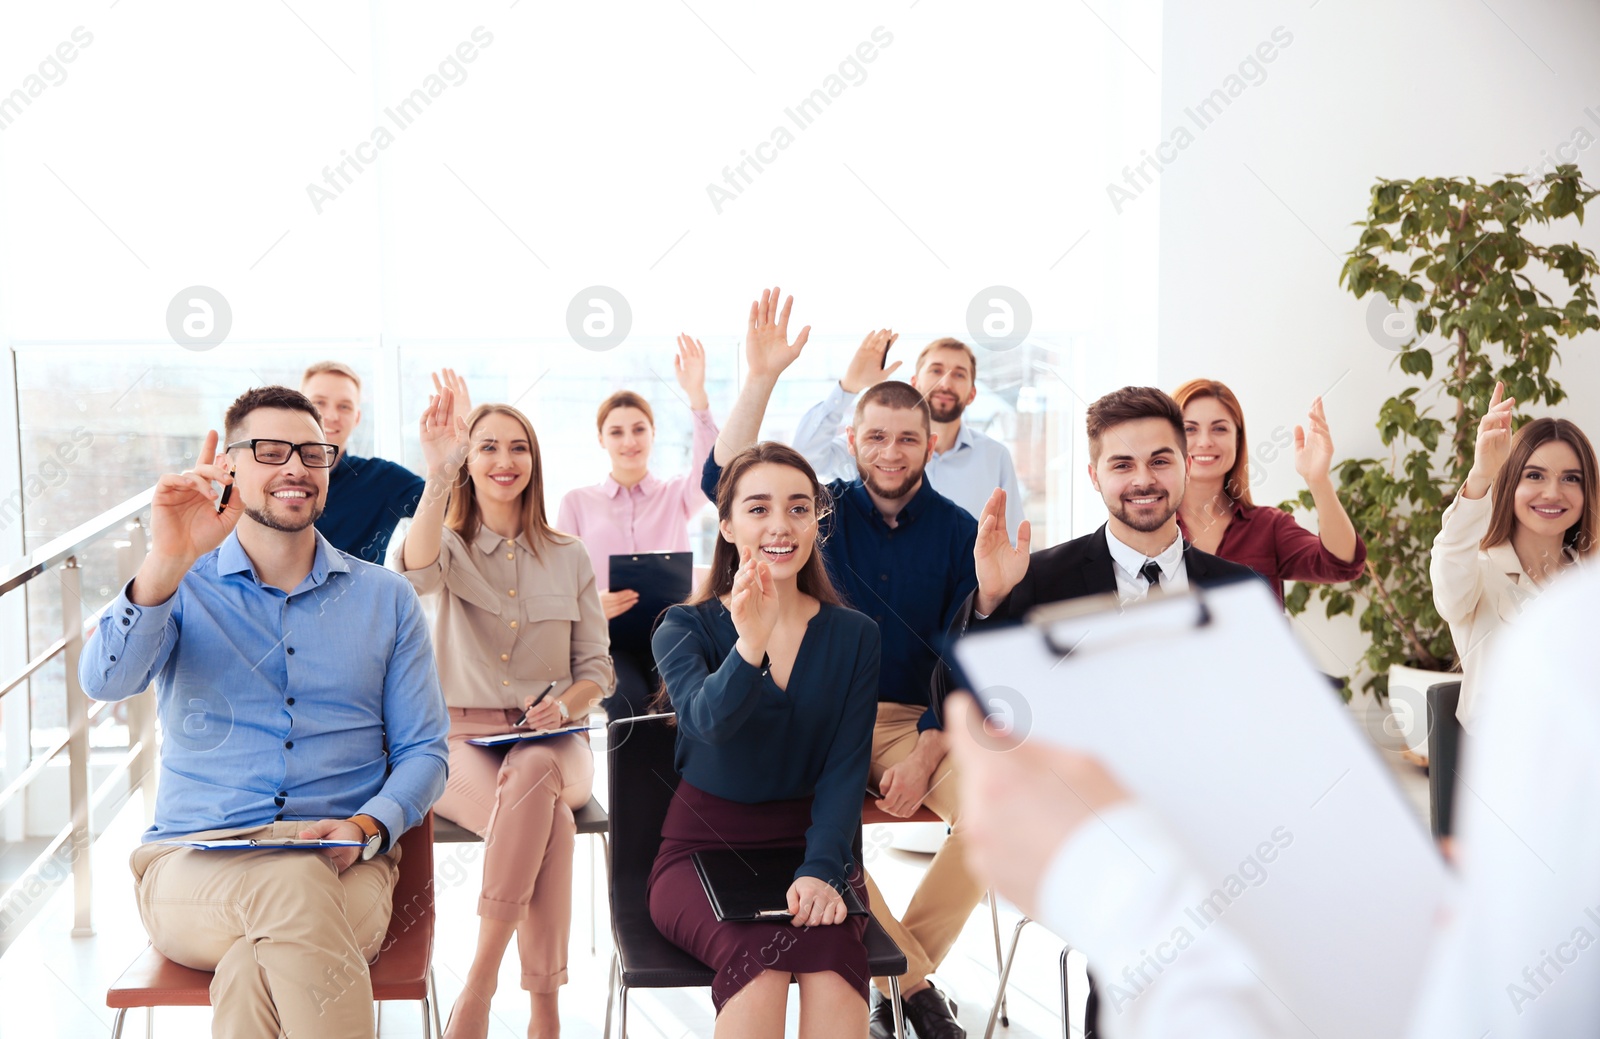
[744,286,810,379]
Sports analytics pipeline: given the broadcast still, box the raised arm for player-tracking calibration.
[712,286,810,465]
[398,381,469,576]
[83,430,242,700]
[792,329,900,481]
[1293,397,1360,563]
[673,333,722,509]
[1431,383,1514,623]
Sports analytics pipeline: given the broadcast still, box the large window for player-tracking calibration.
[0,1,1161,831]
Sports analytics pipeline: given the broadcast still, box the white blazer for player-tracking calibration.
[1429,489,1557,729]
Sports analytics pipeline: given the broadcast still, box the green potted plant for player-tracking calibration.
[1281,165,1599,752]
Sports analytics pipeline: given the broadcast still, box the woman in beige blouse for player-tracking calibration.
[1431,382,1596,730]
[399,372,613,1039]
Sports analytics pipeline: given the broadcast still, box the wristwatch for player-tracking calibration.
[556,698,570,723]
[350,814,385,861]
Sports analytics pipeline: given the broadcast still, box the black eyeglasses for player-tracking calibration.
[224,439,340,468]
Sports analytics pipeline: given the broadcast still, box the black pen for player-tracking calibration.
[515,681,560,728]
[214,464,235,514]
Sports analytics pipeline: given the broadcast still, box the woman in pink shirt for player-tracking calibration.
[558,334,720,719]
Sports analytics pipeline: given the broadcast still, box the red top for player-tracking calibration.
[1178,501,1367,606]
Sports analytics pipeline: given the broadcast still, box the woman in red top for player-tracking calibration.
[1172,379,1366,605]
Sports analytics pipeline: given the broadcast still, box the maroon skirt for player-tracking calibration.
[647,779,870,1013]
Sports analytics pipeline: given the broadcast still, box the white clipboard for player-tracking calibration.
[953,578,1448,1039]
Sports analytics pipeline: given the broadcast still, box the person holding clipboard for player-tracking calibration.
[557,334,720,721]
[649,441,882,1037]
[397,372,614,1039]
[79,386,449,1038]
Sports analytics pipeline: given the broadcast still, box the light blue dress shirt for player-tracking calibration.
[792,381,1024,539]
[80,529,449,849]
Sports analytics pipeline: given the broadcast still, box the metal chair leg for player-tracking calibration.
[429,968,443,1039]
[887,975,906,1039]
[376,999,383,1033]
[1060,946,1072,1039]
[619,984,630,1039]
[988,890,1009,1027]
[589,832,598,955]
[419,990,430,1038]
[109,1008,126,1039]
[603,954,617,1038]
[984,916,1032,1039]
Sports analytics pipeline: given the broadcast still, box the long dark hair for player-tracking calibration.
[650,442,841,714]
[1481,416,1598,556]
[689,441,841,607]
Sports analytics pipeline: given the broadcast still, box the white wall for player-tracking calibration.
[1156,0,1600,684]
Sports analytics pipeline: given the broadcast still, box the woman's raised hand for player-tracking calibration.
[419,383,469,478]
[1465,381,1516,499]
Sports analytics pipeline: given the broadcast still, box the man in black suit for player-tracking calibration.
[967,386,1257,627]
[957,385,1255,1037]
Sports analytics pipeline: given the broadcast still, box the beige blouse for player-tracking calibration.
[1430,490,1574,730]
[398,523,615,710]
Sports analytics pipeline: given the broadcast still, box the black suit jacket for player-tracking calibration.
[956,523,1262,633]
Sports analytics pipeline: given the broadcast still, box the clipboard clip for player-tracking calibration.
[1030,585,1212,658]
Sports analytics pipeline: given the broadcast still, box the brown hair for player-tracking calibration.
[1481,417,1598,556]
[596,391,655,434]
[915,337,979,385]
[852,380,932,435]
[1086,387,1187,464]
[651,443,842,716]
[1171,378,1254,506]
[444,404,566,552]
[688,442,843,607]
[301,361,362,392]
[223,386,322,444]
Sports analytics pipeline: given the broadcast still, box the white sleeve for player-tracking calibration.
[790,382,857,483]
[1039,803,1298,1039]
[1406,572,1600,1037]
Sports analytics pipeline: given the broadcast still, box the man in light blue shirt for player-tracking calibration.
[793,333,1024,539]
[81,386,448,1039]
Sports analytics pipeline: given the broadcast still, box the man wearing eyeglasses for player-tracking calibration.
[80,386,449,1039]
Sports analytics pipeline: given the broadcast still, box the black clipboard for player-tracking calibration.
[608,551,693,650]
[691,847,869,922]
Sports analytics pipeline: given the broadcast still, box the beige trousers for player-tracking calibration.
[434,706,594,992]
[865,702,985,995]
[130,820,399,1039]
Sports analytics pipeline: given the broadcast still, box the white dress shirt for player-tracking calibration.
[1034,565,1600,1038]
[1104,527,1189,605]
[792,381,1025,538]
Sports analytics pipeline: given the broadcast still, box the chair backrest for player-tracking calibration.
[1426,682,1463,839]
[607,714,682,928]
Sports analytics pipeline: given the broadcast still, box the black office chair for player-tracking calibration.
[1426,681,1464,839]
[604,712,909,1037]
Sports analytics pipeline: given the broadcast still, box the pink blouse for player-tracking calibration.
[557,408,719,590]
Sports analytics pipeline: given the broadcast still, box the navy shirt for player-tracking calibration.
[653,599,880,886]
[317,453,427,564]
[702,455,977,731]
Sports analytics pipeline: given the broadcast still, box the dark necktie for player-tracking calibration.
[1138,560,1163,593]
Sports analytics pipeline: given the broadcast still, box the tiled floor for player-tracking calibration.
[0,726,1429,1038]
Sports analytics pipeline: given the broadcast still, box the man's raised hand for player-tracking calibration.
[974,488,1031,617]
[840,328,901,393]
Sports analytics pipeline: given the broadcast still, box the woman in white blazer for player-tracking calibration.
[1430,382,1597,729]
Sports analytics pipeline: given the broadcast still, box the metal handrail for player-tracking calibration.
[0,487,153,599]
[0,489,157,938]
